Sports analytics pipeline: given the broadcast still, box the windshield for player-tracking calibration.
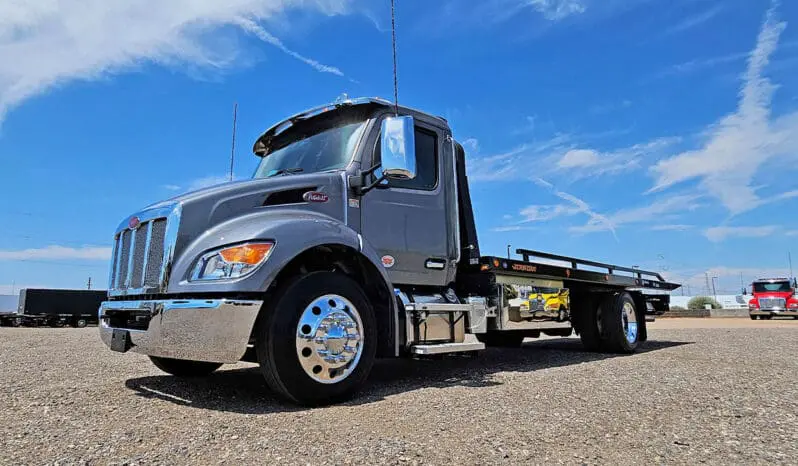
[253,121,367,178]
[753,281,791,293]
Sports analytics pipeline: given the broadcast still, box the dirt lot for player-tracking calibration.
[1,318,796,465]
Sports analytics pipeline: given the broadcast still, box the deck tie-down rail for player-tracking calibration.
[515,248,666,282]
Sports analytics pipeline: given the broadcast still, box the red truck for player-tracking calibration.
[748,277,798,320]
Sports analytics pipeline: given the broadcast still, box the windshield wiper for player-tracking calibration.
[266,167,304,177]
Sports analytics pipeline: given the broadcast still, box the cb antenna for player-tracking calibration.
[229,102,238,182]
[390,0,399,115]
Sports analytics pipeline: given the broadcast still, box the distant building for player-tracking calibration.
[670,294,749,309]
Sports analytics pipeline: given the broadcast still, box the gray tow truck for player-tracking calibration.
[99,97,680,406]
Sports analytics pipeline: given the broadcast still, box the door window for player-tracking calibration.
[374,126,438,190]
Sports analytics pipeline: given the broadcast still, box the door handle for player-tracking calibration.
[425,258,446,270]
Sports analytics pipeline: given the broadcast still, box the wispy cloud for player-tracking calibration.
[526,0,586,21]
[649,1,798,215]
[570,194,702,235]
[493,177,616,237]
[650,224,693,231]
[0,0,352,122]
[662,5,723,36]
[0,245,112,261]
[703,225,777,242]
[166,174,237,193]
[467,132,677,183]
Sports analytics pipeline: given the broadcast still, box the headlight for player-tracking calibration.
[190,242,274,281]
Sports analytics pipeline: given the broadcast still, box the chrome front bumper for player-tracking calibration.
[98,299,263,363]
[749,309,798,317]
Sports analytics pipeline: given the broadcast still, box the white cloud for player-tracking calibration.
[163,184,182,191]
[786,230,798,236]
[552,137,680,181]
[650,224,693,231]
[703,225,777,242]
[557,149,600,168]
[0,0,352,122]
[649,2,798,215]
[0,245,112,261]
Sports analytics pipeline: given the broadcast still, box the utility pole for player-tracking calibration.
[711,276,718,301]
[705,272,711,296]
[740,272,745,294]
[506,244,511,259]
[229,102,238,182]
[87,277,92,290]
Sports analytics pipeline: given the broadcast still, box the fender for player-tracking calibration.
[166,208,400,354]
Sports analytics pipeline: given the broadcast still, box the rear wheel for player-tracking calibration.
[598,292,639,353]
[750,315,757,320]
[256,271,376,406]
[74,319,87,328]
[149,356,223,377]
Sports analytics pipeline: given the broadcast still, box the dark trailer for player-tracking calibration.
[18,288,107,327]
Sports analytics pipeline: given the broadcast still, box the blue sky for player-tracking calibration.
[1,0,798,296]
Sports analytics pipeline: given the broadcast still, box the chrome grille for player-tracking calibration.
[758,297,785,309]
[109,205,179,296]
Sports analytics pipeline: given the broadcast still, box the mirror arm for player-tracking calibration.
[357,163,389,195]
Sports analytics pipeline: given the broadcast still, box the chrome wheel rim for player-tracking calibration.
[295,294,364,384]
[621,301,638,344]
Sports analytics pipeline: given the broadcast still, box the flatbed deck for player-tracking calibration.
[477,249,681,292]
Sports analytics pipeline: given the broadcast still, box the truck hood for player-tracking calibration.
[135,171,348,260]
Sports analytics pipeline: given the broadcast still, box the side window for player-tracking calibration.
[375,126,438,190]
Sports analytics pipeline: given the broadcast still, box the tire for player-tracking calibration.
[476,332,526,347]
[75,319,87,328]
[598,292,639,354]
[149,356,223,377]
[750,315,757,320]
[255,271,377,406]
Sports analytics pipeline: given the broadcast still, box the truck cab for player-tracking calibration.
[748,277,798,320]
[98,97,680,406]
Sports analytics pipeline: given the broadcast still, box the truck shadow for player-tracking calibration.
[124,338,690,414]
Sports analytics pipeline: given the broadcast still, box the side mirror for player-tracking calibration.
[380,116,416,180]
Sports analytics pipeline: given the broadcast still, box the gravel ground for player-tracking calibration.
[1,318,797,465]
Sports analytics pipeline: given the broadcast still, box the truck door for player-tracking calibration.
[360,116,454,287]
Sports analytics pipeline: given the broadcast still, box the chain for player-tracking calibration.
[391,0,399,115]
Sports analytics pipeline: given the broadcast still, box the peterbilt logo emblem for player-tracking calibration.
[128,216,141,229]
[303,191,329,203]
[381,255,395,268]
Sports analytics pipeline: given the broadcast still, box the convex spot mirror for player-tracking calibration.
[380,115,416,180]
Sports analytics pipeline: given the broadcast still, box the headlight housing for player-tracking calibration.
[190,242,274,281]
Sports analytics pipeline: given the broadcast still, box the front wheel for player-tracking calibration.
[256,271,377,406]
[149,356,223,377]
[74,319,87,328]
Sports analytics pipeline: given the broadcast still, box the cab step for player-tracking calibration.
[410,334,485,355]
